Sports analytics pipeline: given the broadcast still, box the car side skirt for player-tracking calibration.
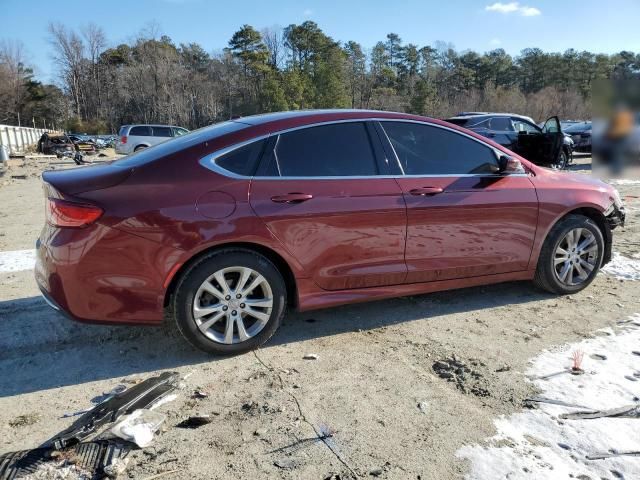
[295,270,535,312]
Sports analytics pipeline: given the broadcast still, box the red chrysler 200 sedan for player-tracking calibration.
[35,110,626,354]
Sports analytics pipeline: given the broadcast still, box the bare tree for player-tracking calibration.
[48,23,86,119]
[0,40,28,124]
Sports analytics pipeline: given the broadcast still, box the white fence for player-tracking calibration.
[0,125,58,154]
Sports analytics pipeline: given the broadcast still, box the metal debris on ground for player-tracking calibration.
[586,450,640,460]
[303,354,319,360]
[524,396,591,409]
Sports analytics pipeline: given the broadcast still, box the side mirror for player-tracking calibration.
[498,155,524,174]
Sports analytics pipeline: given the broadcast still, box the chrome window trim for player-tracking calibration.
[199,117,528,180]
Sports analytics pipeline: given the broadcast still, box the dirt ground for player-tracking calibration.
[0,153,638,479]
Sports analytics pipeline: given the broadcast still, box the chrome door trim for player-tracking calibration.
[199,117,528,180]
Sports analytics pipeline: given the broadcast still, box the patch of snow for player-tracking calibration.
[0,249,36,273]
[458,315,640,480]
[602,252,640,281]
[608,179,640,185]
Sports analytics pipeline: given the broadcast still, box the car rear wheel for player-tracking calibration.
[533,214,604,294]
[172,249,286,355]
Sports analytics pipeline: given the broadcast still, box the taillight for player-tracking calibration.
[121,136,127,144]
[46,198,103,228]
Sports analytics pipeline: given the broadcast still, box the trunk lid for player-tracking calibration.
[42,162,133,195]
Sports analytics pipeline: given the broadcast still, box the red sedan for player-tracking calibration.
[35,110,626,354]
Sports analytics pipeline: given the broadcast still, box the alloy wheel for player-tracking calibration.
[553,227,599,286]
[192,266,273,344]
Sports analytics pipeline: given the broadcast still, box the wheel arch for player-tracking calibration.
[164,241,299,310]
[549,206,612,264]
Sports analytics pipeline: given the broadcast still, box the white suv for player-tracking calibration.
[115,124,189,155]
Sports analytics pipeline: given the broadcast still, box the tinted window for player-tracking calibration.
[489,117,514,131]
[265,123,378,177]
[445,118,469,126]
[153,126,173,137]
[129,126,152,136]
[382,122,499,175]
[216,139,266,176]
[466,118,491,129]
[173,127,189,136]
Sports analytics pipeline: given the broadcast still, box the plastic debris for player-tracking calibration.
[111,409,166,448]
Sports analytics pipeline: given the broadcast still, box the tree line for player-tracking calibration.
[1,21,639,133]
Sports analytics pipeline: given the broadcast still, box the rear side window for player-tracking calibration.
[216,139,266,176]
[263,122,378,177]
[382,122,499,175]
[129,126,152,136]
[489,117,513,131]
[153,126,173,137]
[118,126,128,136]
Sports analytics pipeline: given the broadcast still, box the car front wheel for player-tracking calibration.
[551,150,568,170]
[172,249,286,355]
[533,214,604,294]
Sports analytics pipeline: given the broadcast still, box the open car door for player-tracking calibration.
[516,116,564,166]
[540,116,564,166]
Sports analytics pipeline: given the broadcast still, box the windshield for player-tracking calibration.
[112,121,249,168]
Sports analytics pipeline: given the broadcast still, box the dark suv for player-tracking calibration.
[446,113,569,169]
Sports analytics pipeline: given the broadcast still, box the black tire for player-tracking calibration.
[134,145,147,152]
[171,249,287,355]
[552,149,568,170]
[533,214,604,294]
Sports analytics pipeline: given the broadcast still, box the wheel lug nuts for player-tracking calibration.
[222,306,228,311]
[225,295,231,300]
[240,303,245,308]
[236,294,242,299]
[232,310,237,315]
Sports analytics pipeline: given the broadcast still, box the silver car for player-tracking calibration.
[115,124,189,155]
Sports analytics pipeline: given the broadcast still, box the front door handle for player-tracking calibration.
[409,187,444,196]
[271,193,314,204]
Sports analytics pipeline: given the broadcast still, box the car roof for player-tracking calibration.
[449,112,535,122]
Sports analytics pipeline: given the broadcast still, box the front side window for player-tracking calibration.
[263,122,378,177]
[382,122,499,175]
[153,126,173,137]
[512,119,539,134]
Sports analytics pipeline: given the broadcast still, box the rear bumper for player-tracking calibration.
[35,223,178,326]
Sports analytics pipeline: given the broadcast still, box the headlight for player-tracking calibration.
[612,187,624,209]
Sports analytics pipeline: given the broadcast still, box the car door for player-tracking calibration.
[151,126,173,147]
[378,120,538,283]
[249,121,408,291]
[487,116,519,151]
[513,117,563,165]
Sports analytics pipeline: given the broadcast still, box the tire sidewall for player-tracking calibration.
[173,250,286,355]
[544,217,604,293]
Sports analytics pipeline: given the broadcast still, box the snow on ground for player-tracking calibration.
[458,314,640,480]
[609,179,640,186]
[602,252,640,281]
[0,249,36,273]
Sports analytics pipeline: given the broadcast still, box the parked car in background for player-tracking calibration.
[564,121,592,152]
[68,134,97,155]
[37,133,75,157]
[445,113,570,169]
[116,124,190,155]
[36,110,625,355]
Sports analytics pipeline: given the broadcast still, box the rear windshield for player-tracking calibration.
[112,121,249,168]
[118,126,128,136]
[564,123,591,133]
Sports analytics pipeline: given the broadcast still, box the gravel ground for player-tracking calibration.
[0,153,638,479]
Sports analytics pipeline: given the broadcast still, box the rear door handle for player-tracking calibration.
[409,187,444,196]
[270,193,314,204]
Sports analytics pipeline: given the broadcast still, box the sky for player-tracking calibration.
[2,0,639,84]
